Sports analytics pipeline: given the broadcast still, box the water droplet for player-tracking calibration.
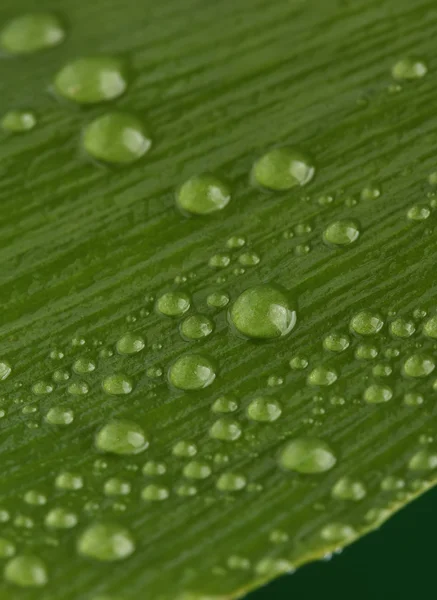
[45,508,78,529]
[180,314,214,340]
[104,478,131,496]
[404,392,424,406]
[360,184,381,201]
[55,472,83,491]
[381,476,405,491]
[54,57,127,104]
[2,109,36,133]
[372,364,392,377]
[252,147,315,190]
[176,174,230,215]
[323,333,350,353]
[0,360,12,380]
[83,112,151,164]
[423,315,437,338]
[172,440,197,457]
[229,285,296,340]
[183,461,211,480]
[392,58,427,80]
[210,418,242,441]
[77,523,135,561]
[143,461,167,475]
[323,220,360,246]
[246,396,282,422]
[1,13,65,54]
[227,555,251,570]
[116,332,145,355]
[46,406,74,425]
[141,484,169,501]
[0,538,15,558]
[407,204,430,221]
[403,353,435,378]
[168,354,216,390]
[176,483,198,497]
[226,236,246,249]
[52,369,70,382]
[0,510,10,523]
[355,343,378,360]
[95,420,148,455]
[364,384,393,404]
[68,381,89,396]
[216,472,246,491]
[320,523,357,542]
[156,291,190,317]
[269,530,289,544]
[102,373,132,395]
[331,477,366,501]
[205,291,228,310]
[307,366,337,387]
[4,555,48,587]
[24,490,46,506]
[209,253,231,268]
[408,449,437,471]
[211,395,238,413]
[73,357,96,374]
[278,437,337,474]
[238,252,260,266]
[350,311,384,335]
[289,356,308,370]
[390,318,415,338]
[255,557,294,576]
[32,380,53,395]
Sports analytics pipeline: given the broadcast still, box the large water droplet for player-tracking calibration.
[54,57,128,104]
[278,437,337,474]
[252,147,315,190]
[176,174,231,215]
[156,291,191,317]
[350,311,384,335]
[95,420,148,455]
[390,318,415,338]
[4,555,48,587]
[246,396,282,422]
[0,13,65,54]
[83,112,151,164]
[229,285,296,340]
[77,523,135,561]
[168,354,216,390]
[323,220,360,246]
[403,353,435,378]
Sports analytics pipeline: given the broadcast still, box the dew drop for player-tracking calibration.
[32,381,53,395]
[209,253,230,268]
[0,538,15,558]
[381,476,405,491]
[255,557,294,576]
[323,333,350,353]
[423,315,437,339]
[229,285,296,340]
[408,449,437,471]
[278,437,337,474]
[246,396,282,422]
[320,523,357,542]
[350,311,384,336]
[307,366,337,387]
[0,13,65,54]
[173,440,197,457]
[68,381,89,396]
[206,291,230,309]
[404,392,424,406]
[355,343,378,360]
[102,373,132,395]
[211,395,238,413]
[24,490,46,506]
[323,220,360,246]
[176,174,231,215]
[216,472,246,491]
[183,461,211,480]
[168,354,216,390]
[52,368,70,382]
[55,472,83,491]
[238,252,260,266]
[141,484,169,501]
[104,478,131,496]
[156,291,191,317]
[372,364,392,377]
[227,555,251,570]
[407,204,430,221]
[45,508,78,529]
[176,484,198,497]
[73,357,96,374]
[390,318,415,338]
[226,236,246,249]
[403,353,435,378]
[83,112,151,165]
[46,406,74,425]
[77,523,135,561]
[143,461,167,475]
[54,57,128,104]
[116,332,145,355]
[4,555,48,587]
[360,184,381,201]
[289,356,308,370]
[392,58,427,80]
[364,384,393,404]
[2,110,36,133]
[210,418,242,441]
[180,314,214,340]
[269,530,289,544]
[331,477,367,501]
[95,420,148,455]
[0,360,12,381]
[252,147,315,190]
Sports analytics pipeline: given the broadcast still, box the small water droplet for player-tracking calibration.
[216,472,246,491]
[307,366,337,387]
[320,523,357,542]
[52,369,70,382]
[168,354,216,390]
[407,204,430,221]
[331,477,366,501]
[172,440,197,457]
[77,523,135,561]
[252,147,315,190]
[0,360,12,380]
[278,437,336,473]
[24,490,46,506]
[68,381,89,396]
[143,460,167,475]
[176,174,231,215]
[206,291,229,309]
[156,291,191,317]
[372,364,392,377]
[176,483,197,497]
[45,406,74,425]
[364,384,393,404]
[55,472,83,491]
[408,449,437,471]
[423,315,437,339]
[350,311,384,336]
[209,418,242,441]
[211,395,238,413]
[45,508,78,529]
[183,461,211,480]
[255,557,294,576]
[226,236,246,249]
[360,184,381,201]
[323,220,360,246]
[392,58,427,80]
[95,420,148,455]
[209,253,231,268]
[4,555,48,587]
[403,353,435,378]
[404,392,424,406]
[246,396,282,422]
[1,13,65,54]
[0,538,15,558]
[180,314,214,340]
[323,333,350,353]
[2,109,36,133]
[269,530,289,544]
[289,356,308,370]
[32,381,53,395]
[238,252,260,266]
[83,112,151,164]
[116,332,145,355]
[227,555,251,569]
[104,478,131,496]
[141,484,169,501]
[102,373,132,395]
[73,357,96,374]
[381,476,405,491]
[390,318,415,338]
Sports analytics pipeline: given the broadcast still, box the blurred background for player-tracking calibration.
[249,486,435,599]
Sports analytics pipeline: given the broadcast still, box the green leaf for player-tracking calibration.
[0,0,436,599]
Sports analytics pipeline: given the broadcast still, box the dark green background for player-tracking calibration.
[250,487,436,599]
